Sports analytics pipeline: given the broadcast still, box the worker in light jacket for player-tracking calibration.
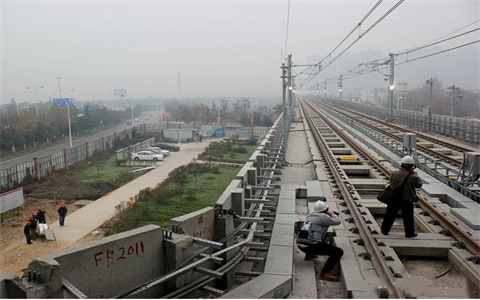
[298,200,343,282]
[381,155,423,237]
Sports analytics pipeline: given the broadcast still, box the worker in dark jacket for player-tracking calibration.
[24,222,32,244]
[28,212,37,241]
[298,200,343,282]
[36,207,46,224]
[58,203,68,227]
[381,156,423,237]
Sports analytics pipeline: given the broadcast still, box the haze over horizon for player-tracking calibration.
[2,0,479,105]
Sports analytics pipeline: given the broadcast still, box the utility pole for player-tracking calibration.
[447,85,462,117]
[287,54,293,107]
[338,75,343,101]
[426,78,433,130]
[157,84,160,124]
[281,63,287,140]
[57,76,72,148]
[387,53,396,120]
[324,81,327,98]
[178,74,181,98]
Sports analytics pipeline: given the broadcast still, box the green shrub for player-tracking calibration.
[234,146,247,154]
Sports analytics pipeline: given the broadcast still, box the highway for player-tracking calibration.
[0,110,160,170]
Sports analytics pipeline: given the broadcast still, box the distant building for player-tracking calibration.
[353,88,389,106]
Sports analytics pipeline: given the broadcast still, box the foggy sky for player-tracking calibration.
[2,0,479,104]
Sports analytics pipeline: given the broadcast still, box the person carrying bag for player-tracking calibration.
[377,172,411,204]
[295,201,343,282]
[381,156,423,238]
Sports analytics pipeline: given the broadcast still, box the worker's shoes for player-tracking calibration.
[304,254,318,261]
[319,272,340,282]
[405,232,418,238]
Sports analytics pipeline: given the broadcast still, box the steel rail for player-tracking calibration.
[319,99,476,153]
[300,100,404,298]
[304,100,480,257]
[316,100,464,167]
[310,100,480,202]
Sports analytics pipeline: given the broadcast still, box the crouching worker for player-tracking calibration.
[298,200,343,282]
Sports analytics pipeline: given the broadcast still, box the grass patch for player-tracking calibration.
[71,155,137,184]
[105,164,240,235]
[200,144,257,164]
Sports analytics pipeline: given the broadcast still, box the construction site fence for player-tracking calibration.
[1,124,271,192]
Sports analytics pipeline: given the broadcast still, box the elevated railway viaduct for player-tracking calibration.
[1,99,479,298]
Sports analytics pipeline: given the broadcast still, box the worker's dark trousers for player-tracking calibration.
[381,200,415,237]
[299,242,344,273]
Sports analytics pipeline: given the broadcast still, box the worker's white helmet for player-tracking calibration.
[313,200,328,212]
[400,156,415,166]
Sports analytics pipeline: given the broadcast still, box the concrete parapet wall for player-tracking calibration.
[23,225,164,298]
[215,179,245,215]
[0,273,26,298]
[171,207,215,240]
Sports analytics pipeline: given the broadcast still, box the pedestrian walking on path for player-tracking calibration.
[381,156,423,238]
[297,200,344,282]
[36,207,46,224]
[58,203,68,227]
[24,222,32,244]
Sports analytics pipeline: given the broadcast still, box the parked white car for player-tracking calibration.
[147,147,170,156]
[131,150,164,161]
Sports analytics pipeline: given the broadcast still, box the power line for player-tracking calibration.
[402,19,480,53]
[295,0,384,79]
[397,28,479,56]
[311,21,480,91]
[397,40,480,66]
[298,0,405,88]
[319,39,480,89]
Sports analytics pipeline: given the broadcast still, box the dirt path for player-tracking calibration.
[0,198,82,276]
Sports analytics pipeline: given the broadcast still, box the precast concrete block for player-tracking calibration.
[231,188,245,218]
[0,272,26,298]
[25,225,164,298]
[451,207,480,230]
[270,223,295,247]
[334,236,381,299]
[277,185,297,214]
[314,161,329,181]
[214,214,236,290]
[216,179,242,210]
[264,244,294,275]
[247,168,257,186]
[381,234,451,257]
[319,181,335,198]
[171,207,215,240]
[275,213,300,226]
[305,180,325,202]
[163,234,195,293]
[255,154,266,175]
[220,274,292,299]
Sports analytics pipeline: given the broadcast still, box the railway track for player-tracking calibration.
[316,99,471,166]
[299,99,479,298]
[307,99,480,202]
[107,101,478,298]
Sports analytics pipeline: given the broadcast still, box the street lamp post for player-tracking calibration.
[157,84,161,124]
[57,77,73,148]
[26,86,44,116]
